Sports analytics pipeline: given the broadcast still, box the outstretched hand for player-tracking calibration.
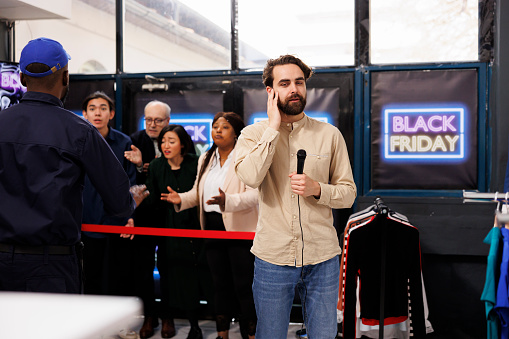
[130,184,150,207]
[161,186,181,205]
[121,218,135,240]
[124,144,143,167]
[206,187,226,209]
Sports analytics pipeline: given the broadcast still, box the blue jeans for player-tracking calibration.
[253,255,339,339]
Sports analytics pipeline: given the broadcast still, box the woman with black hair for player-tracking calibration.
[143,124,212,339]
[162,113,258,339]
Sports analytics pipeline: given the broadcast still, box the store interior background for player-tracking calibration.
[1,1,509,338]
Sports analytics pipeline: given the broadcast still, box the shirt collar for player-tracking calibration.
[21,91,64,108]
[211,147,233,168]
[105,127,115,141]
[211,148,220,167]
[281,113,308,131]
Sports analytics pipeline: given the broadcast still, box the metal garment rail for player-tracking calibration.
[81,224,255,240]
[463,190,509,224]
[463,190,509,202]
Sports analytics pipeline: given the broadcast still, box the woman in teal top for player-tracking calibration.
[144,124,212,339]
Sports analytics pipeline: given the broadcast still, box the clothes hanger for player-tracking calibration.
[495,192,509,226]
[494,192,502,228]
[503,192,509,229]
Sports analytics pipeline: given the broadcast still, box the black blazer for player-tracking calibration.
[130,129,157,185]
[130,129,158,227]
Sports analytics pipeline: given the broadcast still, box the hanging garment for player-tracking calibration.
[481,225,502,339]
[342,208,426,339]
[339,271,433,339]
[338,206,378,314]
[495,227,509,339]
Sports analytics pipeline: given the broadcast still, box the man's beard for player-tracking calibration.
[278,94,306,116]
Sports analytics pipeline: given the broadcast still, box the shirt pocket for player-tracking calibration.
[304,152,331,182]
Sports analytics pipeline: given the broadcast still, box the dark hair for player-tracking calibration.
[157,124,194,156]
[25,63,50,74]
[22,63,63,89]
[197,112,245,186]
[262,54,313,87]
[81,91,114,112]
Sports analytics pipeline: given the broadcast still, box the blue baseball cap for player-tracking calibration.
[19,37,71,78]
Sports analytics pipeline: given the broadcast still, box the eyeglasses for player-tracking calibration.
[145,118,166,126]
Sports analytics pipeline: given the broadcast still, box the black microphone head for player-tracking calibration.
[296,149,306,174]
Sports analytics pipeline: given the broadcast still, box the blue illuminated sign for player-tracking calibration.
[383,106,466,160]
[172,117,214,155]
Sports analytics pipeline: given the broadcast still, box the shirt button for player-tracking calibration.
[317,156,320,159]
[291,153,294,157]
[293,215,297,219]
[292,194,295,198]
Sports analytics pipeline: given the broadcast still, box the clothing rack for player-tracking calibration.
[374,197,389,339]
[342,197,425,338]
[374,197,389,215]
[463,190,509,202]
[463,191,509,224]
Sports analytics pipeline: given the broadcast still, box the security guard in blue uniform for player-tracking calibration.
[0,37,148,294]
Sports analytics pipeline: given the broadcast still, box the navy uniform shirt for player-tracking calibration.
[0,92,136,246]
[82,127,137,238]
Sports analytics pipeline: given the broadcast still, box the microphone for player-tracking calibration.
[297,149,306,174]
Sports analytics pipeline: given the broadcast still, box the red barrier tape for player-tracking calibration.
[81,224,255,240]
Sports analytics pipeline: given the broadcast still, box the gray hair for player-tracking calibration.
[144,100,171,118]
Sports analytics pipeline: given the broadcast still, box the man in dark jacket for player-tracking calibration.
[81,91,138,296]
[0,37,147,294]
[126,100,171,183]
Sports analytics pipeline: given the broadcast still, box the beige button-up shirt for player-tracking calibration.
[235,114,357,266]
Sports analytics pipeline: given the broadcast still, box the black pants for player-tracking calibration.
[82,233,136,296]
[82,234,109,295]
[204,212,257,335]
[109,235,137,296]
[132,234,174,317]
[0,246,81,293]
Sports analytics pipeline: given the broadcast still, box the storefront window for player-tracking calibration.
[238,0,355,69]
[14,0,116,74]
[12,0,478,73]
[123,0,231,72]
[370,0,478,64]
